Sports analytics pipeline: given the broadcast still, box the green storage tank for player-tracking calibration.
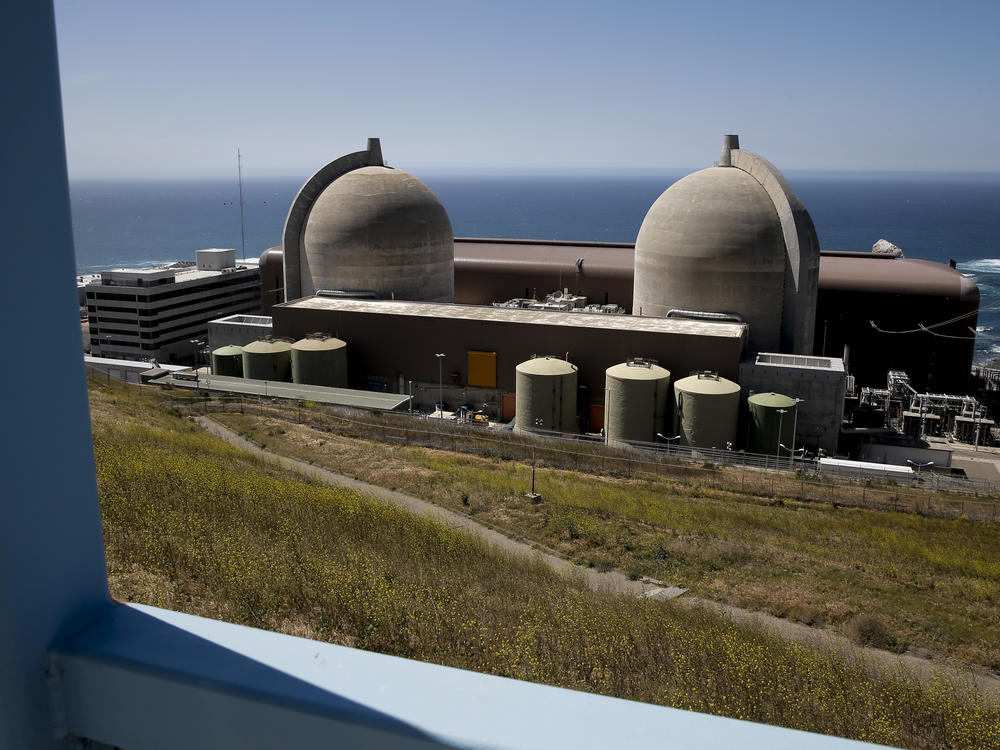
[211,345,244,377]
[673,372,740,449]
[242,338,292,382]
[605,358,671,445]
[515,356,578,434]
[291,335,347,387]
[747,392,798,456]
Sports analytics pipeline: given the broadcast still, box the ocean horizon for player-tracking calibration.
[68,171,1000,362]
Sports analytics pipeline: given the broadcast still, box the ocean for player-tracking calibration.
[68,172,1000,361]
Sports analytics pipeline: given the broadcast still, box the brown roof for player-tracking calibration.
[454,238,978,301]
[818,253,978,300]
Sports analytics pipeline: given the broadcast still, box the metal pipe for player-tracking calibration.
[665,309,746,324]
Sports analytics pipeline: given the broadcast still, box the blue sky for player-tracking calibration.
[54,0,1000,178]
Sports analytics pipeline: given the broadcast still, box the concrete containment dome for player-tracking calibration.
[604,359,670,446]
[672,372,740,450]
[515,356,578,434]
[634,166,786,353]
[291,335,347,388]
[300,165,454,302]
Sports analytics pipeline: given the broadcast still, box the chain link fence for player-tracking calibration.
[180,394,1000,523]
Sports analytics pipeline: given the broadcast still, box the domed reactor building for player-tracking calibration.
[262,135,982,454]
[633,135,819,355]
[282,138,454,303]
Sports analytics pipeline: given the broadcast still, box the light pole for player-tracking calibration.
[408,380,413,416]
[775,408,788,467]
[906,459,933,478]
[189,338,206,372]
[791,398,804,458]
[656,433,681,455]
[974,407,983,452]
[604,386,612,444]
[435,353,445,418]
[779,443,805,468]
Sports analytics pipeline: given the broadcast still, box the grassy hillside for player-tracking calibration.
[90,382,1000,749]
[212,409,1000,671]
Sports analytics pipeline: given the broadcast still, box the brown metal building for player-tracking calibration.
[454,239,978,392]
[815,252,978,393]
[272,297,746,424]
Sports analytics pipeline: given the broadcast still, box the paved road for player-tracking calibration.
[196,416,1000,697]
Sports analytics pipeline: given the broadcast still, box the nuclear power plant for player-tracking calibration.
[206,136,988,459]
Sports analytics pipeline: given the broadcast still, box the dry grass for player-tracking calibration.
[212,408,1000,671]
[90,381,1000,748]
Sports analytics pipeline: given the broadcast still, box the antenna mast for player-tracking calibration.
[237,148,246,262]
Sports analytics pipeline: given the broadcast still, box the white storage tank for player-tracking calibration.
[604,358,671,445]
[291,335,347,387]
[673,372,740,449]
[242,338,292,382]
[211,345,244,377]
[515,356,578,434]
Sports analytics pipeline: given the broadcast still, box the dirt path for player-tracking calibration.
[196,416,1000,698]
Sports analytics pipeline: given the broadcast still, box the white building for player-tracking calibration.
[86,248,261,363]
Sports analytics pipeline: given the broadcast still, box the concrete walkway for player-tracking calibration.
[196,416,1000,697]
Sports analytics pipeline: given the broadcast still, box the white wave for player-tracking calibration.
[957,258,1000,274]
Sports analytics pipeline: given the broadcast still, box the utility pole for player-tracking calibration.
[435,353,445,418]
[775,408,788,469]
[237,148,246,263]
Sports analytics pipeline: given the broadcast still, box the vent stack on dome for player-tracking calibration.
[604,358,671,445]
[514,356,578,434]
[291,334,347,387]
[672,372,740,449]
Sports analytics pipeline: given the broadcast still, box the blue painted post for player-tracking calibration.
[0,2,113,747]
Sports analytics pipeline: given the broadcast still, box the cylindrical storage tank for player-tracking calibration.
[604,359,671,445]
[514,356,578,434]
[211,345,244,377]
[747,392,798,455]
[242,339,292,382]
[673,372,740,449]
[291,336,348,387]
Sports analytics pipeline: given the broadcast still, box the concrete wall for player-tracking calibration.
[207,318,274,351]
[861,443,952,469]
[272,304,745,408]
[739,355,846,455]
